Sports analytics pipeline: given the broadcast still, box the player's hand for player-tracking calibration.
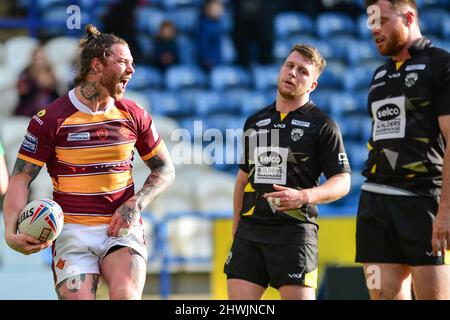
[431,211,450,257]
[5,232,52,255]
[107,197,140,237]
[263,184,311,212]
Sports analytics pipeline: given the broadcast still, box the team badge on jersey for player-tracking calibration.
[291,128,304,141]
[96,129,108,140]
[405,72,418,88]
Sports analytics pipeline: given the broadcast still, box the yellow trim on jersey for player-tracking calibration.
[141,140,163,161]
[370,164,376,174]
[414,138,430,144]
[17,154,45,167]
[55,141,135,165]
[244,183,255,192]
[445,251,450,265]
[395,61,404,71]
[62,107,130,125]
[367,142,373,151]
[280,113,288,121]
[242,205,255,216]
[64,215,112,225]
[304,267,318,289]
[57,171,133,193]
[406,174,416,178]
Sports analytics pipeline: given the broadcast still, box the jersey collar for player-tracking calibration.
[68,88,115,115]
[408,37,433,57]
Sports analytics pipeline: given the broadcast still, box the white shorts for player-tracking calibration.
[52,223,148,286]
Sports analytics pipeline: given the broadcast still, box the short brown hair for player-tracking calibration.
[289,44,327,75]
[74,24,128,86]
[365,0,417,11]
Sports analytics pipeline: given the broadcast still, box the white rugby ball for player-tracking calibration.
[17,199,64,242]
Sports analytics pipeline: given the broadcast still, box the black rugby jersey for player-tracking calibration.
[236,101,351,244]
[362,38,450,196]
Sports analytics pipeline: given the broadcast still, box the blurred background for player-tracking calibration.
[0,0,449,300]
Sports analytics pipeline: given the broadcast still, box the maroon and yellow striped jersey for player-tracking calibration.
[18,89,162,225]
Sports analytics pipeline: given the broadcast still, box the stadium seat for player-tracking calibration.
[127,65,163,90]
[146,91,186,117]
[124,90,151,111]
[357,14,372,39]
[304,39,337,63]
[0,88,19,117]
[420,8,448,37]
[252,64,280,92]
[176,34,197,65]
[168,7,200,34]
[193,91,227,115]
[238,90,271,116]
[329,92,359,119]
[345,141,368,172]
[274,12,315,38]
[346,39,382,66]
[221,34,237,65]
[40,5,90,36]
[0,65,17,91]
[161,0,200,9]
[210,65,250,91]
[165,64,207,91]
[151,114,180,142]
[316,12,356,39]
[343,66,375,91]
[328,36,359,62]
[318,61,345,90]
[0,116,29,170]
[4,36,38,73]
[136,7,166,35]
[43,36,79,66]
[222,88,253,111]
[310,89,341,115]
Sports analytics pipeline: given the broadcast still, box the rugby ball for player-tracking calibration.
[17,199,64,242]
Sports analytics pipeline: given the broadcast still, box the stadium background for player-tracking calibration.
[0,0,449,300]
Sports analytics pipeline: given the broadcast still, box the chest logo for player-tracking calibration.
[291,128,304,142]
[97,129,108,140]
[67,132,90,141]
[374,69,387,80]
[256,118,271,127]
[405,72,418,88]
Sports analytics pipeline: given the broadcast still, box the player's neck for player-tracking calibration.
[392,31,423,62]
[76,83,112,112]
[276,93,310,113]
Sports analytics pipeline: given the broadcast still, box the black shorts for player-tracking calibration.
[223,236,318,289]
[356,190,445,266]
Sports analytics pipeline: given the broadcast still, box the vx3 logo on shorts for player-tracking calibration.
[288,273,302,278]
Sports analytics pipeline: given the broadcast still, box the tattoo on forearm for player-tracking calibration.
[118,200,137,225]
[138,154,175,209]
[12,159,42,186]
[80,81,100,101]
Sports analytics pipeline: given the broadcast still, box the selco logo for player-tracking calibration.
[258,151,282,166]
[376,104,400,121]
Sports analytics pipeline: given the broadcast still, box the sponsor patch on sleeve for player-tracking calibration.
[21,132,38,153]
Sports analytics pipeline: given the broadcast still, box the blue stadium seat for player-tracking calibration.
[168,7,200,34]
[252,64,279,92]
[421,9,448,38]
[345,141,368,172]
[346,40,382,66]
[273,39,292,63]
[310,89,341,115]
[178,88,209,113]
[238,91,271,117]
[210,65,250,91]
[329,92,359,119]
[357,14,372,39]
[304,39,337,63]
[343,66,374,91]
[317,61,345,90]
[176,34,197,65]
[146,91,187,117]
[127,65,163,90]
[194,91,228,116]
[222,88,253,112]
[41,6,90,35]
[327,35,358,62]
[136,7,166,35]
[221,34,237,65]
[161,0,200,9]
[316,12,356,39]
[274,12,315,38]
[221,9,234,33]
[165,65,207,91]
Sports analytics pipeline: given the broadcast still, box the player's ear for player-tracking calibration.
[308,80,318,93]
[91,57,103,74]
[403,10,415,27]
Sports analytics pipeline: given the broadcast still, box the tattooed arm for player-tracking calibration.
[108,141,175,237]
[3,158,52,254]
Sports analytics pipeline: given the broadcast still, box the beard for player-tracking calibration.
[278,81,306,100]
[377,28,408,57]
[100,72,124,100]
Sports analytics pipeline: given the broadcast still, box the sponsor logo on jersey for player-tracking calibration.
[118,127,131,138]
[369,81,386,92]
[37,109,46,117]
[21,132,38,153]
[376,104,400,121]
[374,69,387,80]
[67,132,90,141]
[406,64,426,71]
[405,72,418,88]
[291,119,310,127]
[291,128,304,141]
[273,123,286,128]
[56,258,66,270]
[288,273,303,279]
[257,151,282,166]
[32,115,44,126]
[338,153,349,165]
[256,118,271,127]
[388,72,401,79]
[96,128,108,140]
